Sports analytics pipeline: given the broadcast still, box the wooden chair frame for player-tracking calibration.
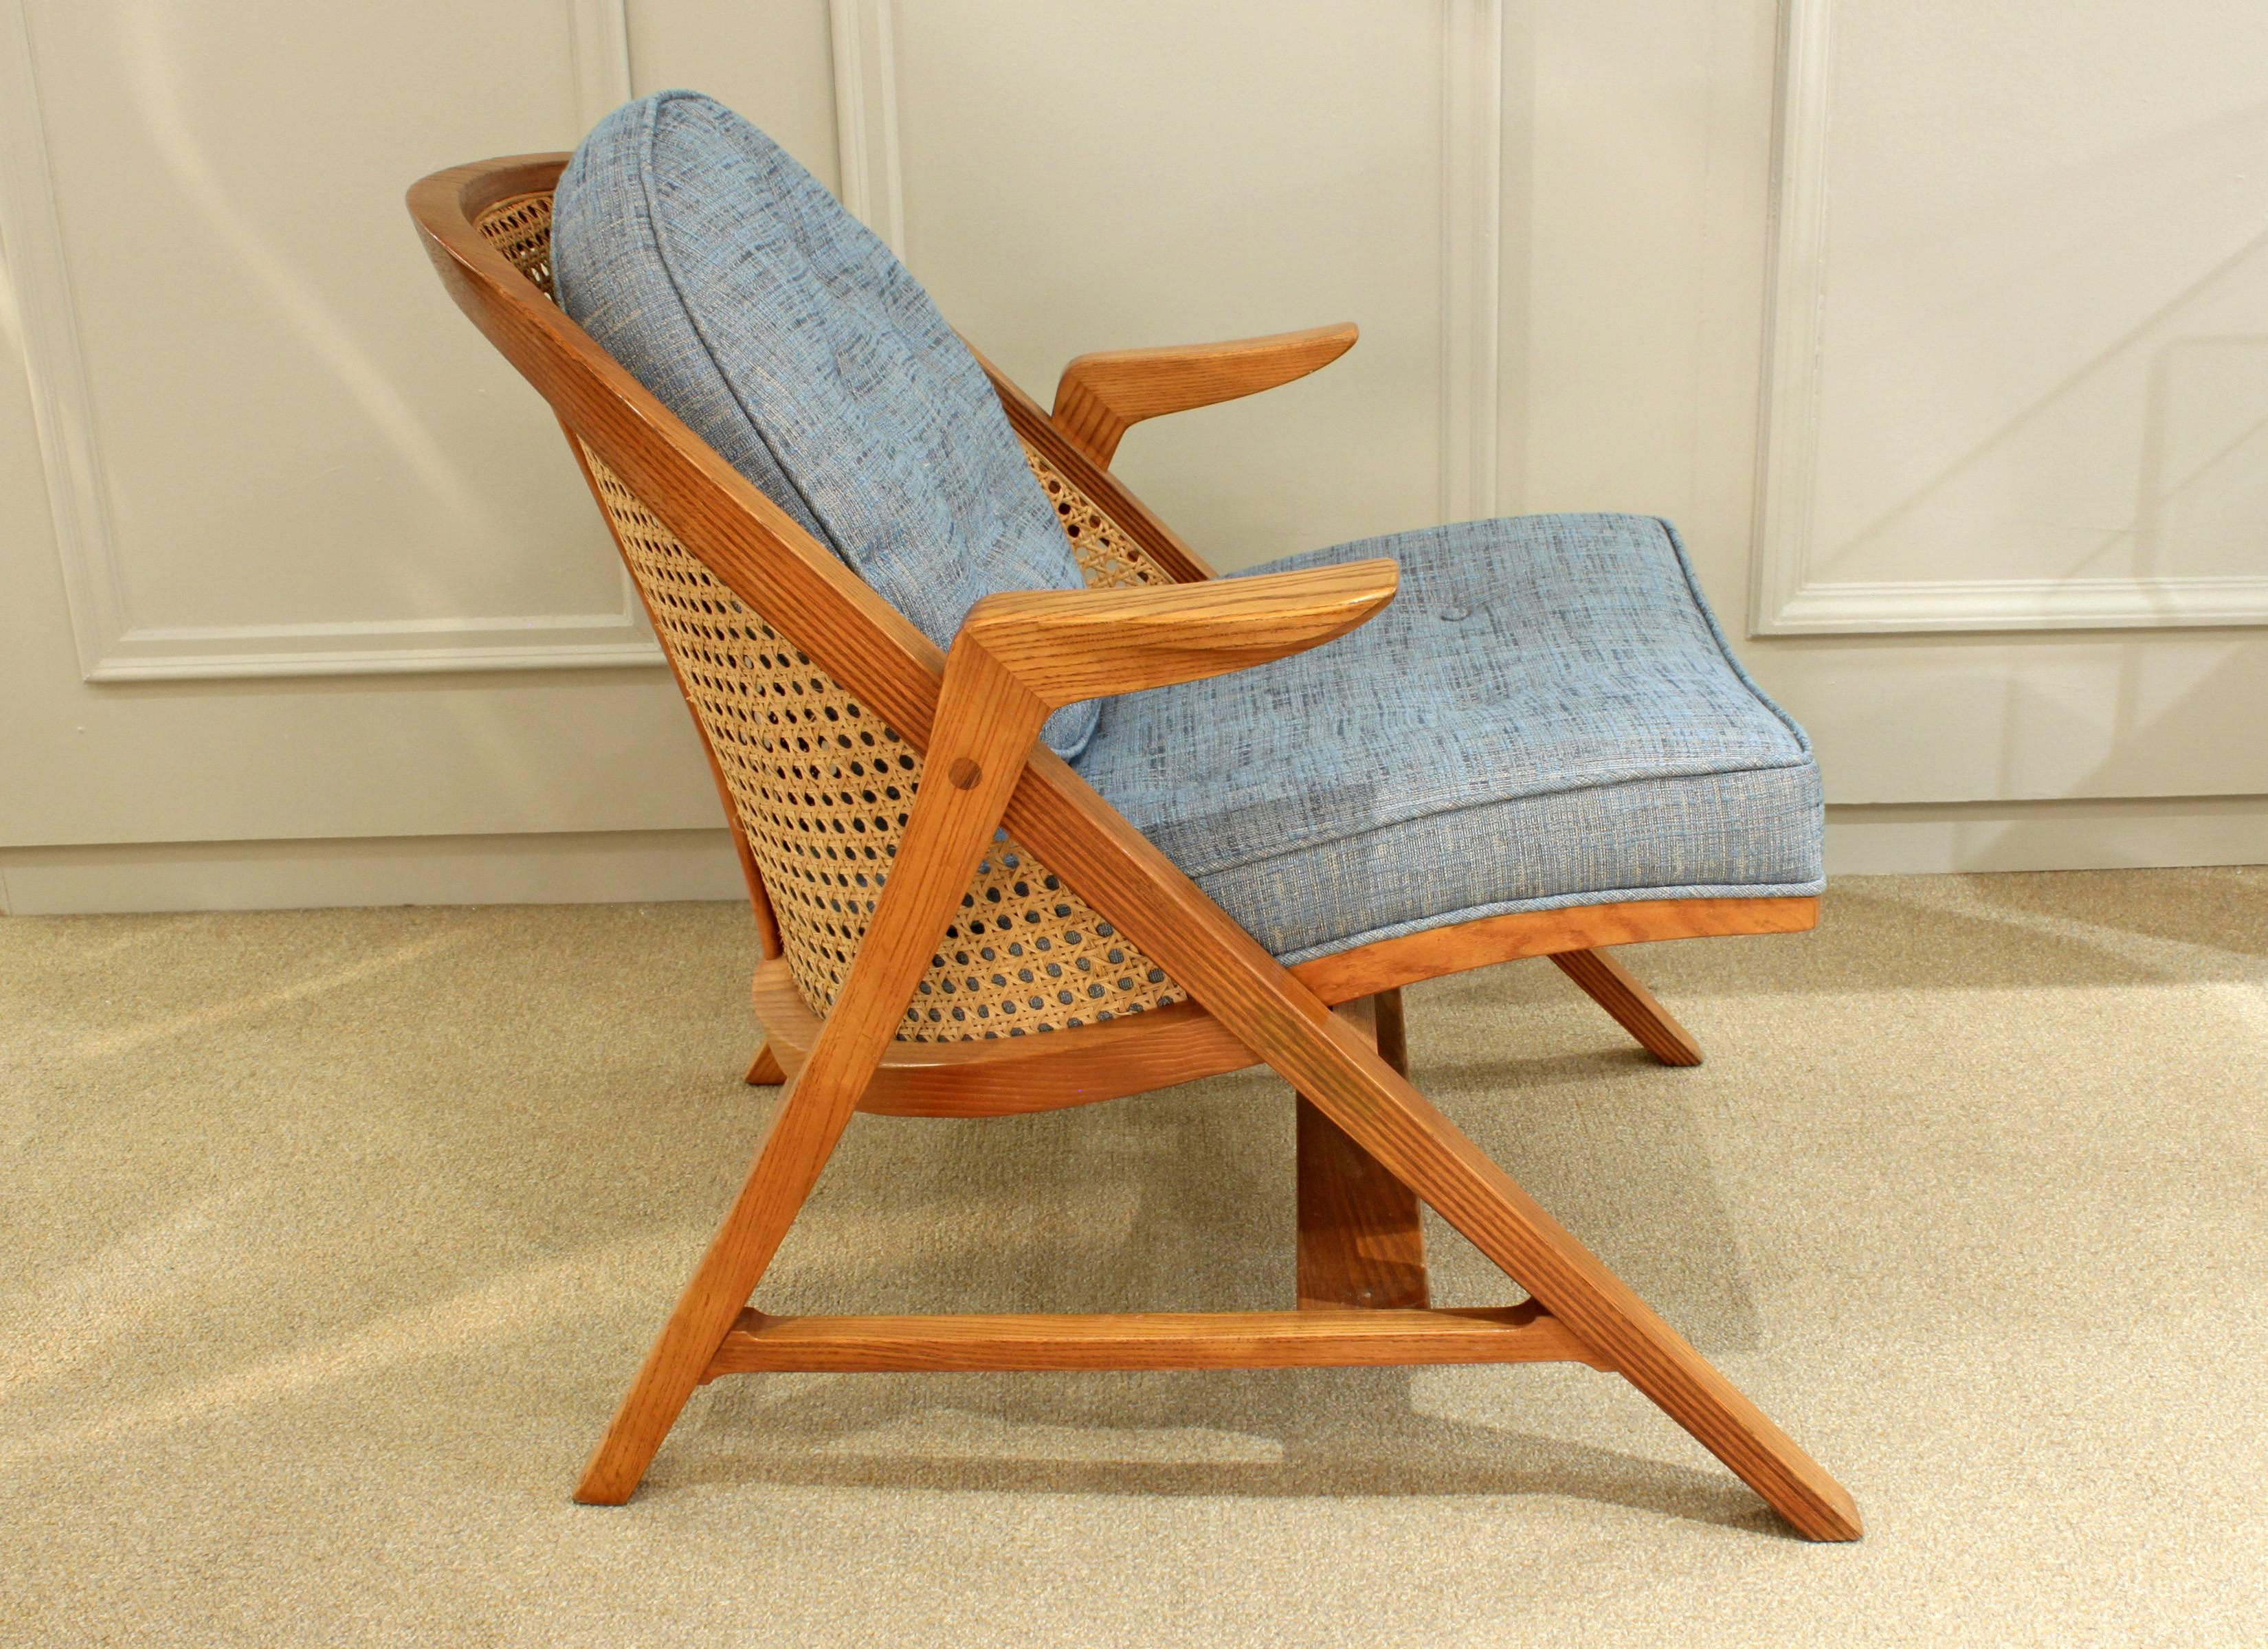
[408,155,1859,1540]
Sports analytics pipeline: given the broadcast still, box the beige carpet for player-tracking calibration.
[4,868,2265,1646]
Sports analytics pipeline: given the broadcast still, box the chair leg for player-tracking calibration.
[576,1035,869,1505]
[1008,812,1858,1538]
[577,640,1053,1505]
[1297,991,1427,1309]
[744,1038,786,1086]
[1550,947,1702,1066]
[588,702,1852,1530]
[1255,1001,1856,1538]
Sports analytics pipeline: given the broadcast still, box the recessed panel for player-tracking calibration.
[26,0,621,636]
[1768,0,2268,626]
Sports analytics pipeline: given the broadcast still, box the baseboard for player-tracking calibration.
[0,830,746,915]
[1825,796,2268,875]
[3,803,2260,917]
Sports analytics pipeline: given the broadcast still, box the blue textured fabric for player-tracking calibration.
[552,91,1098,758]
[1080,514,1824,962]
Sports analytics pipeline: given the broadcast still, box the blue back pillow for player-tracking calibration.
[553,90,1098,759]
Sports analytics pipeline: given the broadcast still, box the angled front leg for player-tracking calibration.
[1001,781,1862,1540]
[1550,947,1703,1066]
[1282,1007,1854,1536]
[575,646,1056,1504]
[951,570,1856,1538]
[578,561,1401,1503]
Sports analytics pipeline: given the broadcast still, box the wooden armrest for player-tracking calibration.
[1051,324,1359,467]
[954,558,1397,719]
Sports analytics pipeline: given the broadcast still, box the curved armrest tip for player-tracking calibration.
[963,557,1397,708]
[1052,322,1364,465]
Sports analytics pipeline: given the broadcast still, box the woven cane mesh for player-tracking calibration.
[577,449,1182,1037]
[474,190,1183,1039]
[1021,447,1178,588]
[478,192,557,295]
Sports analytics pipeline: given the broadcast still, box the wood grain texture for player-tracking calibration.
[1372,983,1409,1075]
[1296,896,1819,1004]
[983,755,1861,1539]
[704,1301,1601,1376]
[411,159,1858,1539]
[572,625,1060,1505]
[749,899,1814,1117]
[1050,323,1359,467]
[961,559,1396,708]
[1550,947,1704,1066]
[1298,994,1427,1310]
[575,533,1409,1502]
[743,1040,786,1086]
[753,960,1256,1117]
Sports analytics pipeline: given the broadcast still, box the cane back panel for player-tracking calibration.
[476,191,1183,1040]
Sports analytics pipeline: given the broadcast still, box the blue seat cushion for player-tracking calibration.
[551,91,1098,759]
[1078,514,1824,963]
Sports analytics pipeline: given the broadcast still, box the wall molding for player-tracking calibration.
[1823,796,2268,876]
[1751,0,2268,636]
[1771,574,2268,633]
[566,0,633,131]
[4,801,2255,915]
[0,828,744,916]
[1750,0,1834,636]
[0,0,661,681]
[1438,0,1503,524]
[828,0,906,258]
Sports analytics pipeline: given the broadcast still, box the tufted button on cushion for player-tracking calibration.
[1078,514,1825,962]
[551,91,1099,759]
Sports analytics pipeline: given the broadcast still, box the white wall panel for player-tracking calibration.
[0,0,739,851]
[1755,0,2268,633]
[627,0,841,188]
[1,0,663,678]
